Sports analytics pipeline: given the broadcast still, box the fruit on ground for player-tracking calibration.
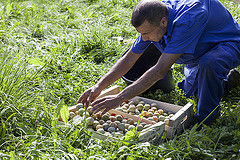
[116,115,123,122]
[69,112,75,119]
[117,123,125,131]
[107,127,116,133]
[103,123,110,131]
[128,125,135,131]
[110,116,116,122]
[96,125,103,130]
[86,117,94,126]
[102,114,110,121]
[127,118,134,125]
[78,108,85,116]
[93,120,100,129]
[76,103,84,110]
[137,124,144,131]
[97,128,105,134]
[137,103,144,111]
[144,104,151,111]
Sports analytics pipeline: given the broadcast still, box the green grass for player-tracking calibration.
[0,0,240,159]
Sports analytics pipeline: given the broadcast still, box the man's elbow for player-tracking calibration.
[154,70,166,82]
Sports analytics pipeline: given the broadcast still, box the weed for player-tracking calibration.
[0,0,239,159]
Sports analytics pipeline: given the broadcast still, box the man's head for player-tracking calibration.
[131,0,169,42]
[131,0,168,28]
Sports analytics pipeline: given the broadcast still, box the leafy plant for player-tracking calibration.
[0,0,239,159]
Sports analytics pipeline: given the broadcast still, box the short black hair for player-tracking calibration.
[131,0,168,28]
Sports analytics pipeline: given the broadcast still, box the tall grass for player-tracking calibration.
[0,46,41,146]
[0,0,239,159]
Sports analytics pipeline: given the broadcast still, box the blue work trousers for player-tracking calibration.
[178,42,240,122]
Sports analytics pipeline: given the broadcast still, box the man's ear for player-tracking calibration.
[160,17,168,28]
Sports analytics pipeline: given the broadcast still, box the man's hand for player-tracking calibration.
[91,95,123,115]
[77,86,102,108]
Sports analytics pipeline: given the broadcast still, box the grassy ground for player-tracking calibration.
[0,0,240,159]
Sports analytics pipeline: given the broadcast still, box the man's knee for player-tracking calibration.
[199,53,216,71]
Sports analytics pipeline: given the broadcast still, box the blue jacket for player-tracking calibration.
[132,0,240,64]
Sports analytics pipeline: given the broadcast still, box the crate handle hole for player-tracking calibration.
[181,115,187,124]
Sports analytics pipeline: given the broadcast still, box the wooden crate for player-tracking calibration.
[127,96,193,143]
[62,85,193,144]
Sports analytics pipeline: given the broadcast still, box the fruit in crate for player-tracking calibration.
[69,100,172,138]
[118,100,172,124]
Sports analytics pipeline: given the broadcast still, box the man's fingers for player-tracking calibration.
[91,98,106,106]
[77,95,89,109]
[77,89,95,108]
[92,103,107,114]
[91,98,107,113]
[77,96,86,104]
[77,90,89,104]
[87,91,99,106]
[84,101,90,109]
[91,95,120,114]
[77,94,84,104]
[101,108,111,115]
[91,99,116,114]
[77,98,81,104]
[87,92,93,102]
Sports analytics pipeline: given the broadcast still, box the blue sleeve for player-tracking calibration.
[131,34,151,54]
[164,4,208,54]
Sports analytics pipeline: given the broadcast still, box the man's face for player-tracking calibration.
[136,19,167,42]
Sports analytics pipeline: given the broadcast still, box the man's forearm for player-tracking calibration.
[116,53,182,102]
[95,63,127,91]
[95,49,142,91]
[116,64,164,102]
